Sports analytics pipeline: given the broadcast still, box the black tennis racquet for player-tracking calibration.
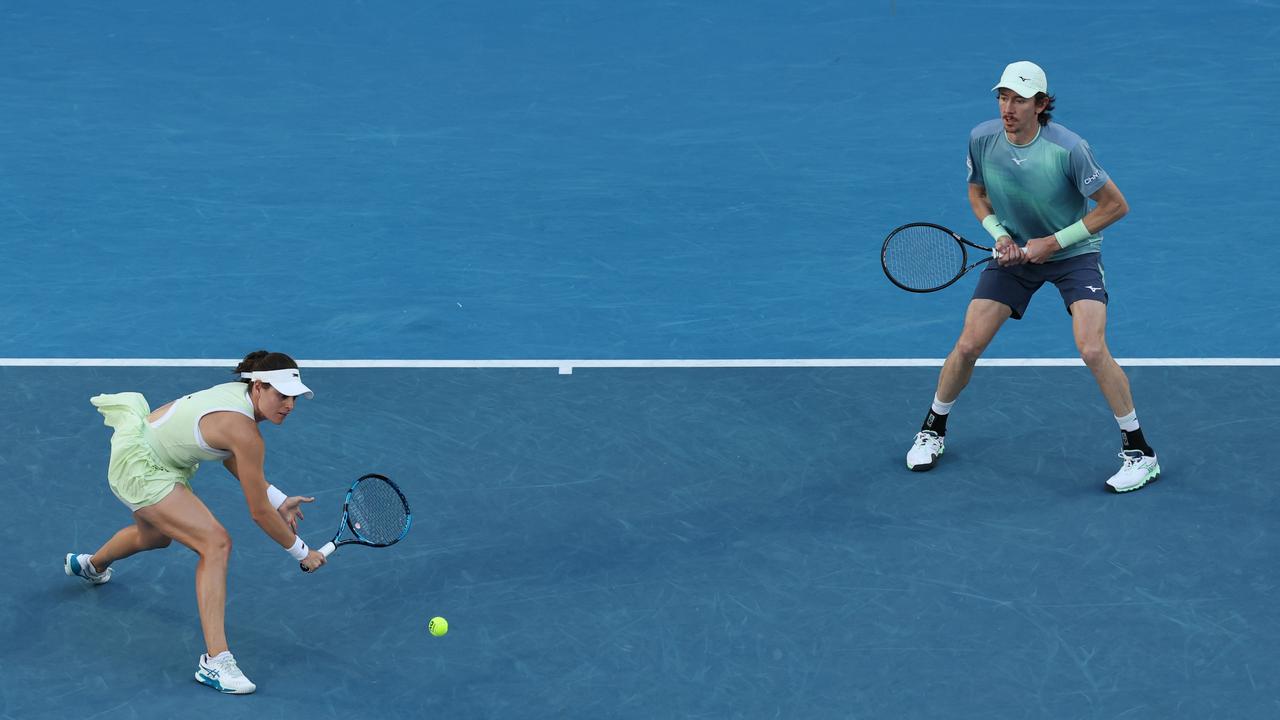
[881,222,1002,293]
[301,473,412,572]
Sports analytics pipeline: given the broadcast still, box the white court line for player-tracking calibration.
[1,357,1278,374]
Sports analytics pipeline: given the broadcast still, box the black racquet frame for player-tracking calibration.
[881,221,1000,293]
[300,473,412,572]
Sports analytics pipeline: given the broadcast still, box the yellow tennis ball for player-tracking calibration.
[428,616,449,637]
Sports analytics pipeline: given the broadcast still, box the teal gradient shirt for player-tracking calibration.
[966,120,1109,260]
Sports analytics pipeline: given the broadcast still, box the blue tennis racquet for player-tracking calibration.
[301,473,412,572]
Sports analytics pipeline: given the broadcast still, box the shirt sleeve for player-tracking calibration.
[1069,140,1109,197]
[966,138,983,185]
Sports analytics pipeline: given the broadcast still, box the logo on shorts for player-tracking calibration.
[1085,285,1103,293]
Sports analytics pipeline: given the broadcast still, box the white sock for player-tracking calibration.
[84,556,102,575]
[209,650,232,662]
[1115,409,1139,432]
[931,395,955,416]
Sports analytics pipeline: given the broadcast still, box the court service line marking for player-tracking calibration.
[2,357,1278,375]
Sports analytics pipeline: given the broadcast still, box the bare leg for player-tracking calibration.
[1071,299,1135,416]
[90,513,173,572]
[133,485,233,657]
[935,299,1013,403]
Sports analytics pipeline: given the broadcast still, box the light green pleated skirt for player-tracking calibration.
[91,392,196,511]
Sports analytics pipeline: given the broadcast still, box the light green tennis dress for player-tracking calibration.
[90,382,255,511]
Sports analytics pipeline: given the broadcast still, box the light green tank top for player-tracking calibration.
[145,382,255,469]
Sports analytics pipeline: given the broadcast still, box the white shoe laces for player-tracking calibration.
[1117,451,1147,469]
[211,654,244,677]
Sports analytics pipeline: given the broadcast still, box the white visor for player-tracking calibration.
[241,369,314,399]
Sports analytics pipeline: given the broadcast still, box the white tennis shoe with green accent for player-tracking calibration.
[195,652,256,694]
[64,553,112,585]
[1106,450,1160,493]
[906,431,945,471]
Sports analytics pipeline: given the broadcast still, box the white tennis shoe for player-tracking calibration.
[195,651,257,694]
[64,553,113,585]
[906,431,945,471]
[1106,450,1160,493]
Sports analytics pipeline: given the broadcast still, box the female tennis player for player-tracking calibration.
[64,350,326,694]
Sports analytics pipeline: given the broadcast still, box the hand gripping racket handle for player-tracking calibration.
[299,541,338,573]
[991,246,1032,261]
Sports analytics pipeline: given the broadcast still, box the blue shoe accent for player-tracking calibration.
[195,669,225,692]
[194,653,256,694]
[64,553,112,584]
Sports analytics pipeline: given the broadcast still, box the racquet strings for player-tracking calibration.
[347,477,410,545]
[883,225,967,290]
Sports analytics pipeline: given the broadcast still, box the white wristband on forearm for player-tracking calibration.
[266,484,288,510]
[981,214,1010,243]
[286,536,309,561]
[1054,219,1092,248]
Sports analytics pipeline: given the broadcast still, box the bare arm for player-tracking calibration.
[223,452,313,533]
[208,413,325,571]
[1023,180,1129,263]
[968,182,998,226]
[1079,179,1129,234]
[969,183,1019,264]
[213,419,298,549]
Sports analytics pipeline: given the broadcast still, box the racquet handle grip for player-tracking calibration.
[991,247,1031,260]
[299,541,339,572]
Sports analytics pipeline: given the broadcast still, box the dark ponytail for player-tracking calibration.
[234,350,299,384]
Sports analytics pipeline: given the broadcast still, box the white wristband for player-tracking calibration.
[266,484,288,510]
[981,214,1010,243]
[286,536,309,561]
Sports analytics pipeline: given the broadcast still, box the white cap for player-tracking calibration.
[241,368,313,399]
[992,60,1048,98]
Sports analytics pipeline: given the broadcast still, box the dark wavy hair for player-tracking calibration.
[233,350,299,385]
[1037,93,1056,126]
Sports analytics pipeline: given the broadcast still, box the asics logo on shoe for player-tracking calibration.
[195,654,255,693]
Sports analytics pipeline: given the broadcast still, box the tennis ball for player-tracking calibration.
[428,616,449,637]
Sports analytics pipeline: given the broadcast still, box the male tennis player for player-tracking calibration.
[904,61,1160,493]
[64,350,327,694]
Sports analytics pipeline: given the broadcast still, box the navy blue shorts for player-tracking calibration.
[971,251,1107,320]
